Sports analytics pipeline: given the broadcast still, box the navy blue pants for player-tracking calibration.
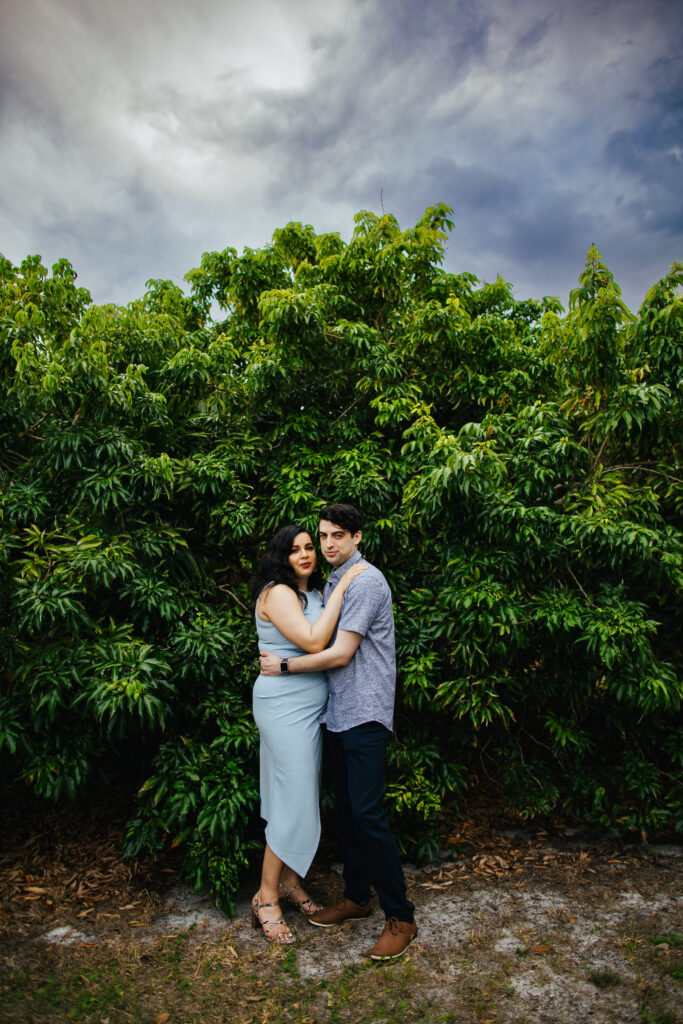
[324,722,414,923]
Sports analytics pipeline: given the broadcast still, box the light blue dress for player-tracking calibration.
[253,589,328,877]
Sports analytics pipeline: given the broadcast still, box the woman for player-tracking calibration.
[250,524,366,944]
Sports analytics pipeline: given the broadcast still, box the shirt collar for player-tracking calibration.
[327,548,363,584]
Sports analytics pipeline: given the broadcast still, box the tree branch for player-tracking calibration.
[218,585,249,611]
[602,463,683,485]
[25,412,48,433]
[590,431,610,472]
[5,448,29,463]
[567,563,591,605]
[331,395,363,424]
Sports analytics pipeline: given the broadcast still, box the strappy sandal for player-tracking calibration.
[251,893,295,945]
[278,880,321,917]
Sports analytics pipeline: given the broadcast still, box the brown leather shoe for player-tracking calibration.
[308,895,373,928]
[368,917,418,960]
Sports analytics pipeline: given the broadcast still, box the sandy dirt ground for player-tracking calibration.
[1,797,681,1023]
[3,839,681,1022]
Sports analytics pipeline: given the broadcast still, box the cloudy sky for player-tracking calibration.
[1,0,681,311]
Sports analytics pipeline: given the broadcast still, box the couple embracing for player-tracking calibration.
[250,503,418,961]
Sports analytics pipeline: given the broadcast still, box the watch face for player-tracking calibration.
[280,661,289,672]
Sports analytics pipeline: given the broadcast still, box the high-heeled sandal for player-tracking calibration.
[251,893,295,945]
[278,880,321,917]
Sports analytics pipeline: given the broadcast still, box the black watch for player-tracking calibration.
[280,659,290,673]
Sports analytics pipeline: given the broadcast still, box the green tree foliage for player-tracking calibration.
[1,211,681,910]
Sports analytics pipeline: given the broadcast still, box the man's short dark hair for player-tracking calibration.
[318,503,363,535]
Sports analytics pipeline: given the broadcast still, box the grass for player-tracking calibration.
[639,1007,677,1024]
[10,960,134,1022]
[651,933,683,948]
[0,937,435,1024]
[1,877,682,1023]
[588,969,621,989]
[0,938,472,1024]
[1,934,680,1024]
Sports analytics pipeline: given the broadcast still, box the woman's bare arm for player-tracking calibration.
[257,563,366,653]
[259,629,362,674]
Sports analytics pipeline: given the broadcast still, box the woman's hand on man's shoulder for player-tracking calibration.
[342,562,369,587]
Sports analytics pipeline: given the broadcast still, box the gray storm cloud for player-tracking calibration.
[0,0,680,308]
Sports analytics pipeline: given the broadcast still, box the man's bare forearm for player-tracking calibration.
[259,630,362,677]
[288,631,362,672]
[288,648,349,672]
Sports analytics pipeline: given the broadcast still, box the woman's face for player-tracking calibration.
[288,531,317,586]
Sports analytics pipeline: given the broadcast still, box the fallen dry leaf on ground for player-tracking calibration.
[0,778,669,949]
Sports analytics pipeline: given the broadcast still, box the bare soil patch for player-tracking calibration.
[1,796,681,1023]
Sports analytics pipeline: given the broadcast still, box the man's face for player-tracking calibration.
[318,519,361,569]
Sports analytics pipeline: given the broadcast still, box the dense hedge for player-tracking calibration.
[1,207,681,911]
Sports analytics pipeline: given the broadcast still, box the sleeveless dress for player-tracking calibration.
[253,589,328,877]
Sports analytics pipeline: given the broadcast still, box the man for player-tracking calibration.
[259,503,417,961]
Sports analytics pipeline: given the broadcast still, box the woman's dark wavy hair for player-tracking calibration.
[251,525,324,607]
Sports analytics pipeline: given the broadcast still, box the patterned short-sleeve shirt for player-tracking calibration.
[320,549,396,733]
